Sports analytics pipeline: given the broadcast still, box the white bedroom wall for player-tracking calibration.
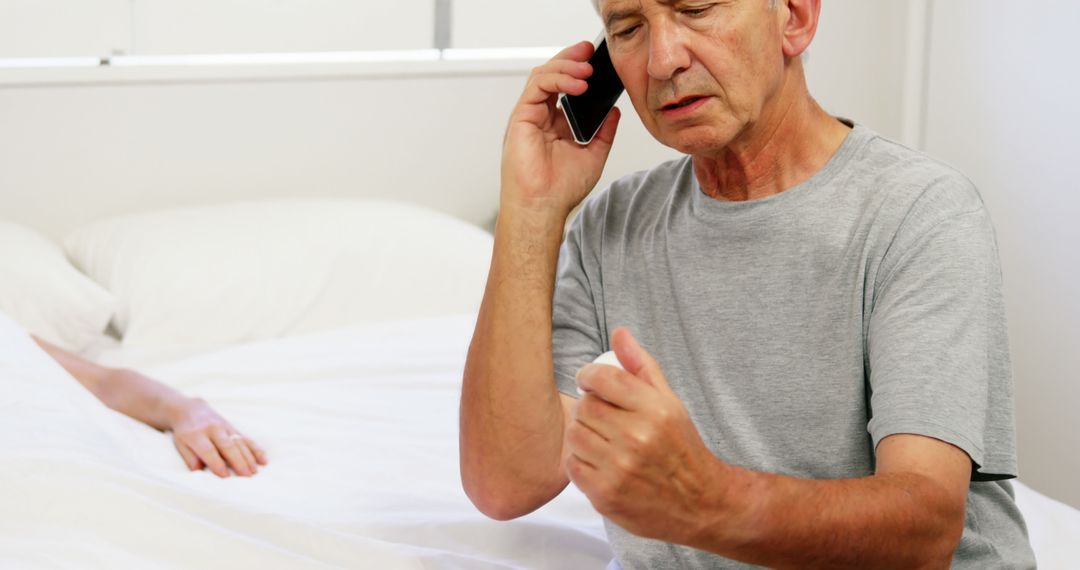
[452,0,600,49]
[130,1,434,54]
[923,0,1080,509]
[805,0,911,141]
[0,0,130,57]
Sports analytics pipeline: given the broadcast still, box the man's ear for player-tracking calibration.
[780,0,820,59]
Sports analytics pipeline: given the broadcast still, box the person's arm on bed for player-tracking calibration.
[31,335,267,478]
[460,41,620,519]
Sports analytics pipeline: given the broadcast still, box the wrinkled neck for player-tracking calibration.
[693,67,850,202]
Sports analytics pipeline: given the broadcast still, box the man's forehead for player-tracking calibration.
[599,0,686,10]
[599,0,666,12]
[598,0,680,22]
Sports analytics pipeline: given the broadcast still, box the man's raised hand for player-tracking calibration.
[501,41,621,218]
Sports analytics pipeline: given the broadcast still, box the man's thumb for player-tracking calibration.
[611,327,667,389]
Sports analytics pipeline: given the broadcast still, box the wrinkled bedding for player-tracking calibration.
[1,315,610,569]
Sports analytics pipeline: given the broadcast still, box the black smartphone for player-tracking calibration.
[559,35,625,145]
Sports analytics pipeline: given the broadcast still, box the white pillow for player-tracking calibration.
[0,222,115,352]
[64,199,493,348]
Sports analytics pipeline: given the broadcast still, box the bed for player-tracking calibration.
[1,199,1077,569]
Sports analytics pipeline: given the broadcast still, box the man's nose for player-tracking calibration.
[646,19,691,81]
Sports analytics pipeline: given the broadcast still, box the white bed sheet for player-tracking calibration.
[3,314,1078,569]
[2,315,611,569]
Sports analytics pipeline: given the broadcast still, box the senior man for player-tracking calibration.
[460,0,1035,567]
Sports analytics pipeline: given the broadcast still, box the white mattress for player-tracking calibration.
[1,315,610,569]
[2,314,1077,568]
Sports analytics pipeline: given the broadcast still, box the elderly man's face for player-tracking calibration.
[599,0,787,154]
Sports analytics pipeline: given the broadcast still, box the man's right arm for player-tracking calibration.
[459,40,621,520]
[459,207,579,520]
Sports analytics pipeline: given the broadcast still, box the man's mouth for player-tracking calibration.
[661,96,707,111]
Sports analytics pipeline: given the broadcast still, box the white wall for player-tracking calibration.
[1,0,600,57]
[923,0,1080,509]
[131,1,434,54]
[805,0,911,141]
[0,67,532,239]
[0,0,129,57]
[452,0,601,49]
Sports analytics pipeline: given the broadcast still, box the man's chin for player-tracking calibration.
[658,127,733,157]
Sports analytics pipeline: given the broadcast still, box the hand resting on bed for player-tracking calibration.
[31,335,268,478]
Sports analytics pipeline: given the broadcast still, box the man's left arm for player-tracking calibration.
[707,434,969,569]
[568,328,970,569]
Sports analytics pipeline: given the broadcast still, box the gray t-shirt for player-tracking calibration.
[551,123,1035,569]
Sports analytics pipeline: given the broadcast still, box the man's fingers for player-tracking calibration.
[538,58,593,80]
[566,416,609,468]
[174,439,202,471]
[517,52,595,106]
[552,40,595,63]
[576,362,649,411]
[611,328,670,390]
[565,454,603,498]
[521,72,588,106]
[573,391,634,442]
[589,106,622,149]
[211,430,254,477]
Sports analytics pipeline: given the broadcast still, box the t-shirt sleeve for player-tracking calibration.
[867,191,1019,481]
[551,201,607,399]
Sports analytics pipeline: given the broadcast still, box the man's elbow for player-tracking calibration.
[918,488,968,567]
[463,484,529,521]
[928,514,966,567]
[461,471,542,521]
[460,456,567,521]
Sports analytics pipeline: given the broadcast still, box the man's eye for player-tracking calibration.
[682,6,714,17]
[613,25,640,40]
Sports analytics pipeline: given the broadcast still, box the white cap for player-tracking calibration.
[592,350,624,370]
[577,351,624,396]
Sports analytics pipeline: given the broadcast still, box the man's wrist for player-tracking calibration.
[491,205,571,276]
[495,201,571,234]
[687,459,771,555]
